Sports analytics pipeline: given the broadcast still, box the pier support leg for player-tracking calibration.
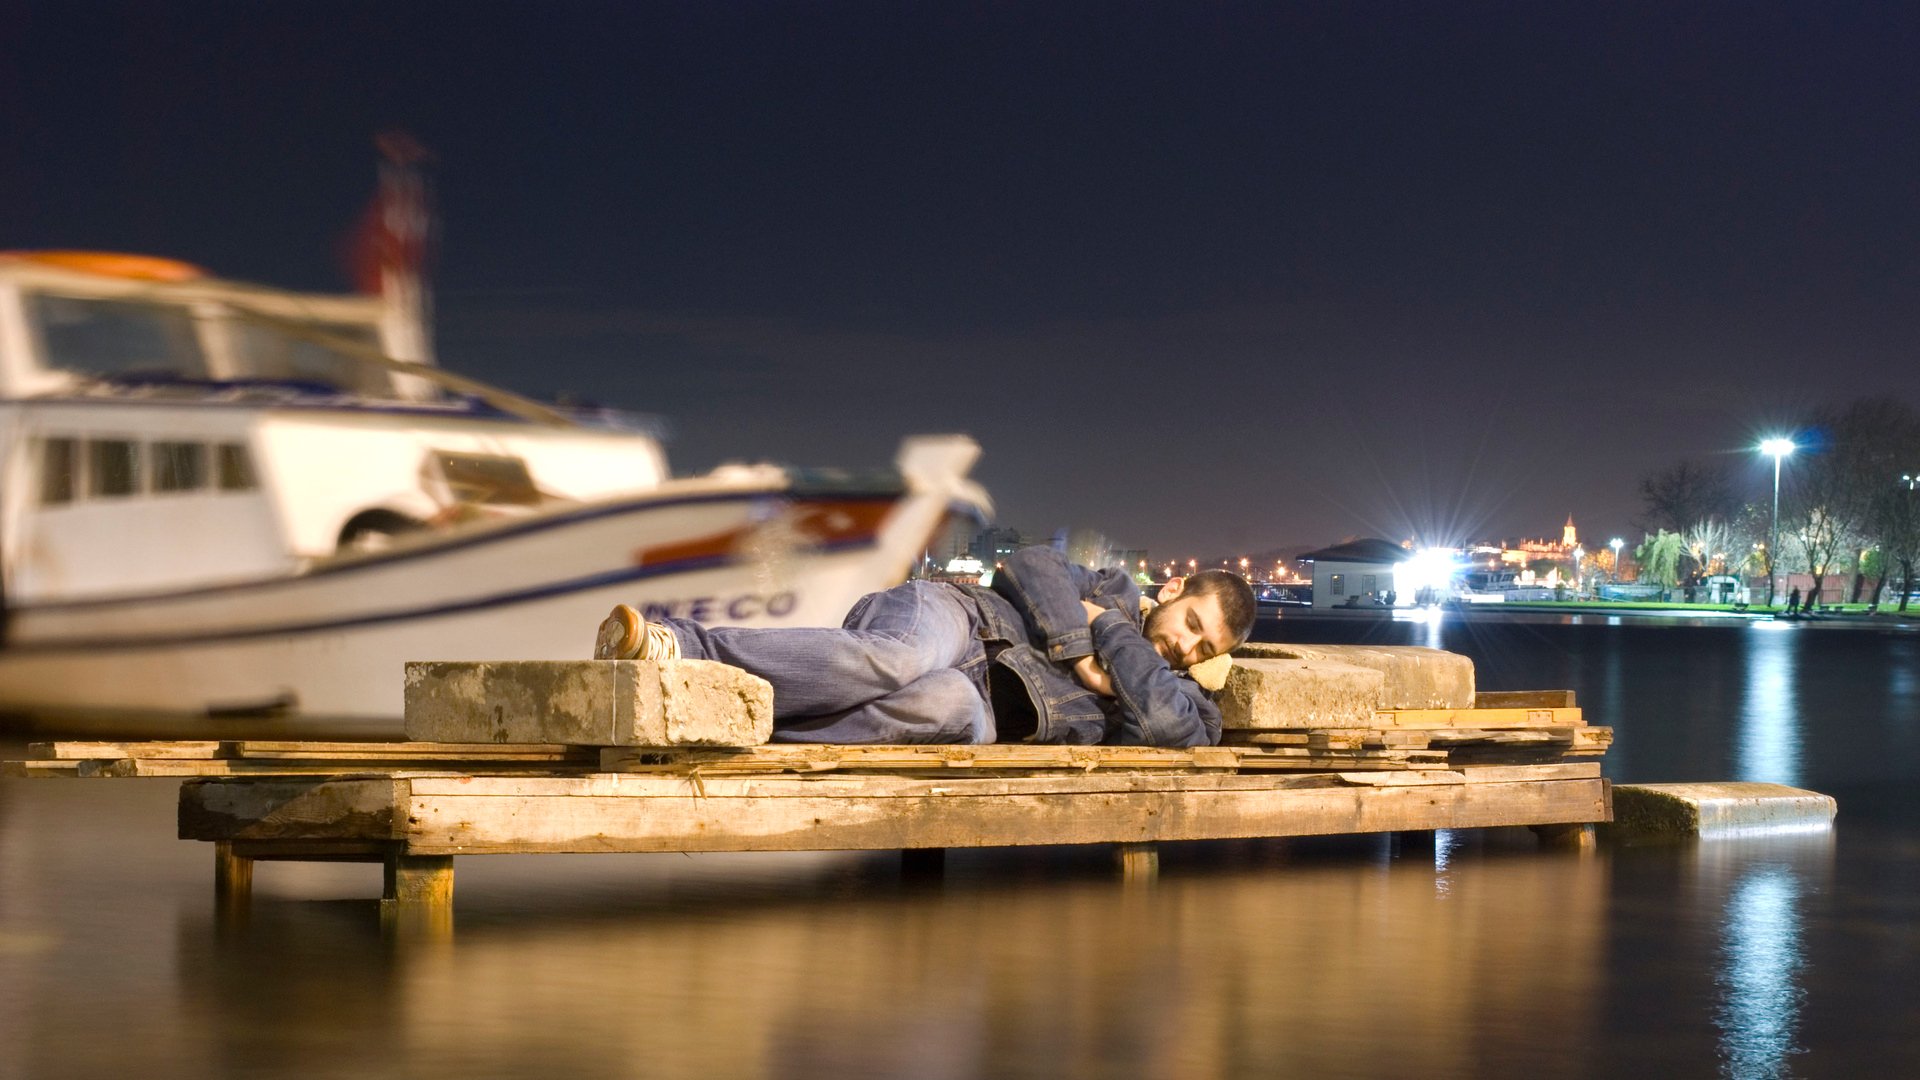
[900,847,946,882]
[214,842,253,911]
[1531,823,1597,853]
[1116,843,1159,883]
[381,853,455,940]
[382,853,455,905]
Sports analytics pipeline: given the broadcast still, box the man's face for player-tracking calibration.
[1143,589,1237,669]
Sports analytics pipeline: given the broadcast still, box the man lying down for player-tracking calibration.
[595,545,1256,747]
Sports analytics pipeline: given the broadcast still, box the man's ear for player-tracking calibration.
[1156,577,1186,603]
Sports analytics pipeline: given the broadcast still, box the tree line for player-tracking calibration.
[1633,395,1920,610]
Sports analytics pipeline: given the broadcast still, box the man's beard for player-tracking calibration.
[1142,603,1176,665]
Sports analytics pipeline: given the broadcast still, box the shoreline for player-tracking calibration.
[1265,604,1920,632]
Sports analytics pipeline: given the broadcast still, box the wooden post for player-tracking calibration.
[382,853,455,906]
[214,841,254,903]
[381,853,455,940]
[1116,842,1159,883]
[1531,822,1597,853]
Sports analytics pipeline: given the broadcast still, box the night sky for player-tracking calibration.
[7,2,1918,559]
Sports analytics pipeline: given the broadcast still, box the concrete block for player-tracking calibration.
[403,660,773,747]
[1216,658,1383,729]
[1607,782,1837,838]
[1235,642,1475,709]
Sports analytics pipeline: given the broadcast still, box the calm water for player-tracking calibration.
[3,617,1917,1079]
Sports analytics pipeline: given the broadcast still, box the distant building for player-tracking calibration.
[1299,538,1408,610]
[969,526,1026,567]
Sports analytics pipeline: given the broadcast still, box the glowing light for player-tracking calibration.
[1759,437,1797,459]
[1395,547,1459,598]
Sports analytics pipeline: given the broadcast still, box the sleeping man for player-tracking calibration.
[594,545,1255,747]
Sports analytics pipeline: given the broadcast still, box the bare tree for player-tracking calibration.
[1860,402,1920,611]
[1781,397,1915,607]
[1682,519,1733,579]
[1635,459,1741,535]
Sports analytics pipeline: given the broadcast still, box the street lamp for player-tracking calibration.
[1609,537,1623,584]
[1760,437,1797,607]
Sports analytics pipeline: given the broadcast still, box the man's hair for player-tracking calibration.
[1184,570,1258,644]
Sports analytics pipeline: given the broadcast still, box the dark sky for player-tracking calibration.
[6,2,1918,560]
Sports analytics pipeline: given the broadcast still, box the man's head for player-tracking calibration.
[1143,570,1257,669]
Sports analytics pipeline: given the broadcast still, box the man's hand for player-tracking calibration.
[1081,599,1106,623]
[1071,653,1116,697]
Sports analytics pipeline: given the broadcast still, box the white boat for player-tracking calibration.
[0,251,988,730]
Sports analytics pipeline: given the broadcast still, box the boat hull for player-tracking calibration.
[0,477,959,727]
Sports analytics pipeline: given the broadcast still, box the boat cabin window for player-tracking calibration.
[28,294,210,381]
[216,443,258,491]
[87,439,141,498]
[151,441,208,493]
[38,438,76,505]
[429,451,541,506]
[227,317,394,396]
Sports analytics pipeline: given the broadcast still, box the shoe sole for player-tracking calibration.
[595,604,641,660]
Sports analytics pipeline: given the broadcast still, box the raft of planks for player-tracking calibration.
[4,689,1614,909]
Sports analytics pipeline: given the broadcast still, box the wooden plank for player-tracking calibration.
[1335,763,1601,786]
[1372,707,1583,729]
[1226,707,1585,732]
[1475,690,1578,709]
[1421,728,1573,746]
[598,744,1251,775]
[395,776,1612,854]
[0,759,82,777]
[400,771,1355,799]
[33,740,225,761]
[80,758,587,778]
[178,777,407,842]
[230,740,590,760]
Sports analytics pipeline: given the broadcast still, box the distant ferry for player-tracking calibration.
[0,251,987,728]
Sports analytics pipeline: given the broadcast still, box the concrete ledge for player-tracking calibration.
[1607,782,1836,838]
[1217,658,1383,729]
[403,660,773,747]
[1234,643,1475,709]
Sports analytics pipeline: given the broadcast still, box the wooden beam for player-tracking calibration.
[179,777,407,843]
[382,775,1611,855]
[1372,707,1583,729]
[1475,690,1578,709]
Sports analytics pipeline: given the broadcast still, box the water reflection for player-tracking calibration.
[1696,831,1831,1080]
[1717,868,1804,1078]
[152,842,1609,1079]
[1738,628,1802,787]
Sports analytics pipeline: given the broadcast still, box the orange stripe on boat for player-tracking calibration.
[631,499,895,566]
[0,251,208,282]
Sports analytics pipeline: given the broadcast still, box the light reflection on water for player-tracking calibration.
[1699,830,1831,1080]
[1717,867,1804,1078]
[1737,628,1802,787]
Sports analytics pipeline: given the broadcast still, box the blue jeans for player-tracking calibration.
[662,580,995,744]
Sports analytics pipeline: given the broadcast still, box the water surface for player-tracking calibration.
[3,618,1916,1078]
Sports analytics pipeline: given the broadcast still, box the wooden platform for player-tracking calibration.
[5,688,1615,912]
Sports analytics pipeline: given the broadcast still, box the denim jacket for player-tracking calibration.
[962,546,1221,747]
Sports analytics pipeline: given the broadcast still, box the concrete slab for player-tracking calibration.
[1235,643,1475,709]
[403,659,774,747]
[1607,782,1836,838]
[1216,657,1383,729]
